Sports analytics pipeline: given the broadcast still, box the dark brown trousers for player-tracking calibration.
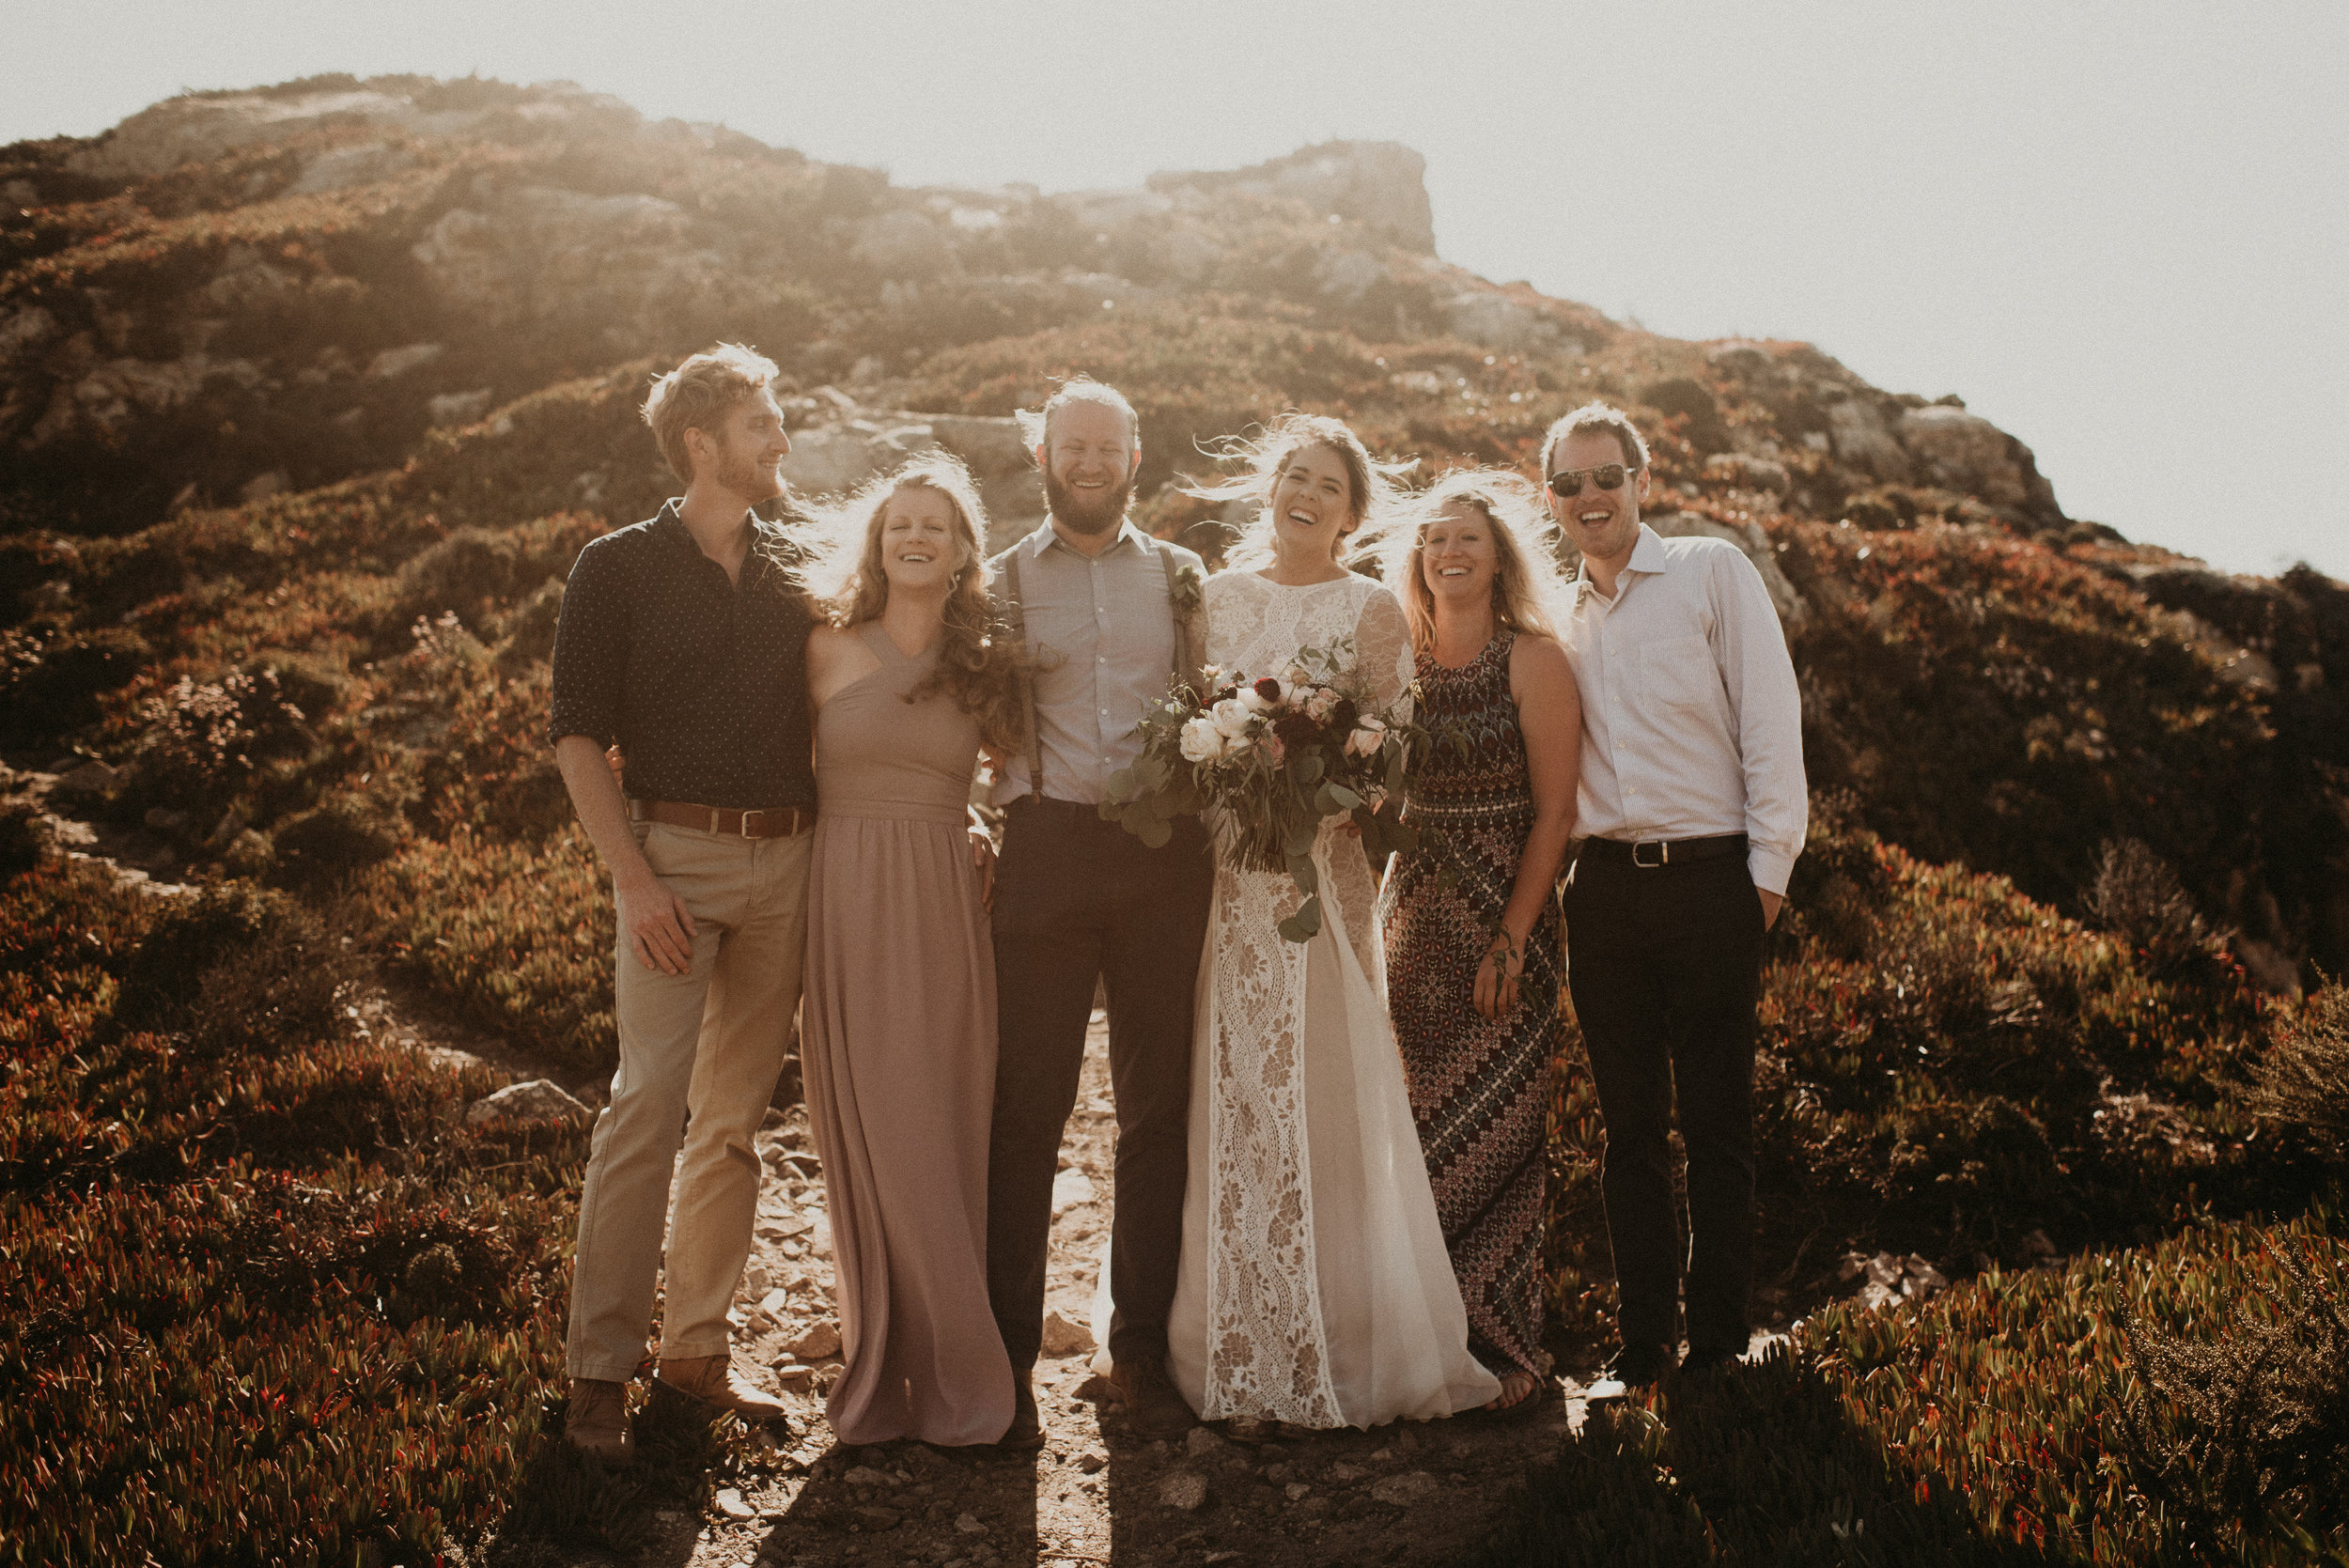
[985,799,1214,1374]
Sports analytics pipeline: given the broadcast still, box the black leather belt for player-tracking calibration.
[1579,832,1749,869]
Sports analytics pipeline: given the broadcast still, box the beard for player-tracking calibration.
[715,442,784,505]
[1044,465,1134,536]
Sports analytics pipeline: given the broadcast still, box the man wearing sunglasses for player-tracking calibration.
[1543,403,1807,1402]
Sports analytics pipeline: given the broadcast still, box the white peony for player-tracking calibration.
[1210,697,1256,738]
[1178,716,1225,763]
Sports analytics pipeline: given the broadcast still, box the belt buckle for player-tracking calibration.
[1631,839,1668,869]
[739,809,768,839]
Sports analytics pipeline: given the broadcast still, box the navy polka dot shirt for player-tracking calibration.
[548,500,817,812]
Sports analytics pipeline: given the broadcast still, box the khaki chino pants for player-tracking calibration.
[566,819,812,1382]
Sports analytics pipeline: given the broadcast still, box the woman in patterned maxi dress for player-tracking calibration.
[1159,416,1499,1431]
[1378,471,1581,1414]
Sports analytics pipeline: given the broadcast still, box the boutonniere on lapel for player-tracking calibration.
[1168,564,1205,616]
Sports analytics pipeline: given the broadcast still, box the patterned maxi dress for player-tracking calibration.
[1378,629,1563,1382]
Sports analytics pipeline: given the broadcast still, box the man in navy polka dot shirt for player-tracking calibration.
[548,343,817,1462]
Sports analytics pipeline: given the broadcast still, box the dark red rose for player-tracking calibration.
[1252,676,1284,705]
[1272,711,1319,750]
[1330,698,1360,736]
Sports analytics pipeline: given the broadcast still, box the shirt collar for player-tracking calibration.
[1569,524,1669,607]
[1624,523,1671,576]
[1030,517,1149,560]
[653,499,780,567]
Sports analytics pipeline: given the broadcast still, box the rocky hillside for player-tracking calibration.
[3,72,2344,980]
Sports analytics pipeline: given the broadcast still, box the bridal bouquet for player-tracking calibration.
[1100,637,1421,942]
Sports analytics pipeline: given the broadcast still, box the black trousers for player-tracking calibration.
[1563,848,1766,1356]
[986,799,1214,1374]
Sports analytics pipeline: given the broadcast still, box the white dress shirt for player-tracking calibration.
[989,520,1190,805]
[1559,524,1808,894]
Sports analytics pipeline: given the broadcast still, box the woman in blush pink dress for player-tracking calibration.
[800,455,1029,1446]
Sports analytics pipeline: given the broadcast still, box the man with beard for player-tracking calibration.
[983,378,1215,1445]
[548,343,815,1463]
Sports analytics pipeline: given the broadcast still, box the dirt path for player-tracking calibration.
[658,1011,1591,1568]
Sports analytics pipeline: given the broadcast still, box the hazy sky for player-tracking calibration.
[7,0,2345,580]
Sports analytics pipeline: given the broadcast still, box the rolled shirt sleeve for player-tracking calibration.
[548,534,629,750]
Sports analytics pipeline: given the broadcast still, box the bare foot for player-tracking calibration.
[1484,1369,1540,1413]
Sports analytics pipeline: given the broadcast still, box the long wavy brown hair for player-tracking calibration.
[1384,468,1563,653]
[809,455,1029,753]
[1184,411,1415,572]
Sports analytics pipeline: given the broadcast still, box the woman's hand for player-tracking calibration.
[970,829,998,911]
[1473,930,1525,1020]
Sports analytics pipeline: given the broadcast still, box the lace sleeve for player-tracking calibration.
[1353,584,1416,723]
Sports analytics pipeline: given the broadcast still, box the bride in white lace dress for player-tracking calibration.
[1164,417,1500,1429]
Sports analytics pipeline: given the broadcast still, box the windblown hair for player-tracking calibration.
[806,455,1029,752]
[1186,412,1413,571]
[1386,468,1562,653]
[1538,401,1652,477]
[642,342,779,485]
[1014,376,1141,453]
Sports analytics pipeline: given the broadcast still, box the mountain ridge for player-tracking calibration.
[2,72,2343,982]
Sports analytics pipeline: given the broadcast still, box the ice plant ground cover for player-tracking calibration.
[3,73,2347,1562]
[1101,638,1419,942]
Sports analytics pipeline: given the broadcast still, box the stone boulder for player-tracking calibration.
[464,1078,590,1126]
[1897,405,2062,524]
[1826,397,1912,484]
[66,81,639,181]
[779,405,1042,553]
[1703,452,1792,496]
[1152,140,1436,253]
[1443,287,1576,354]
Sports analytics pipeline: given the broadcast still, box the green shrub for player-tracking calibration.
[1492,1219,2348,1565]
[0,855,604,1567]
[352,824,615,1074]
[0,624,149,741]
[269,793,404,889]
[2115,1241,2349,1557]
[2246,985,2349,1160]
[113,881,356,1064]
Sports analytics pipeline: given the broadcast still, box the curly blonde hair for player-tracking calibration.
[808,455,1029,752]
[1185,411,1414,572]
[1386,468,1562,652]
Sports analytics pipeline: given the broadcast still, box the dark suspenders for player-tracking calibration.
[995,536,1194,806]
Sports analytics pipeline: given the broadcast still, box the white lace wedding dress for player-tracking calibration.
[1161,569,1501,1427]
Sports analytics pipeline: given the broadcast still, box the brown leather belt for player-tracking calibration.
[630,799,815,839]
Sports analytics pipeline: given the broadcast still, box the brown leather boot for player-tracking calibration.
[565,1378,634,1464]
[654,1354,792,1424]
[1109,1355,1197,1440]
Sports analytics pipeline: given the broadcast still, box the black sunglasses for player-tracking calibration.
[1548,463,1637,498]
